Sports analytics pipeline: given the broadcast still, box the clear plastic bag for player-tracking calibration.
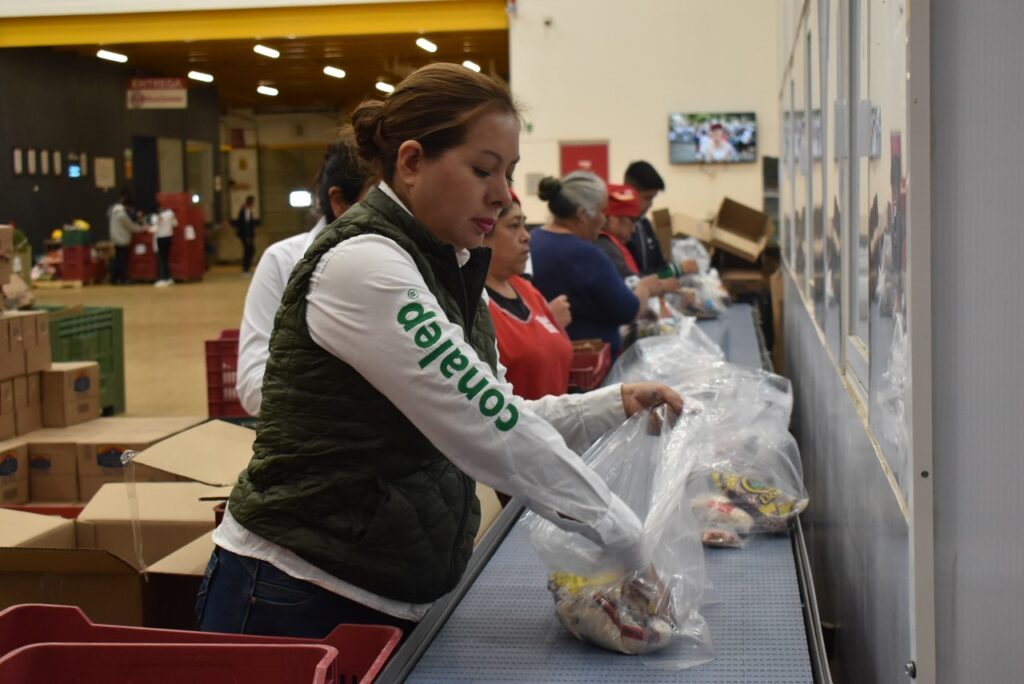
[673,364,807,548]
[671,237,711,275]
[522,405,713,668]
[605,317,725,386]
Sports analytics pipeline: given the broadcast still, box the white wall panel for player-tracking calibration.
[931,2,1024,682]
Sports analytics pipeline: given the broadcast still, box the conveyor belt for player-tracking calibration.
[406,522,812,683]
[389,305,816,683]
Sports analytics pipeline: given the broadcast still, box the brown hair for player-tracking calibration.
[351,62,520,182]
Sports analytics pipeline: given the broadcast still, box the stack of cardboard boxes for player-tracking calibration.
[0,420,252,627]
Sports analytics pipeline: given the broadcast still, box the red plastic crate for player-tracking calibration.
[567,340,612,391]
[129,232,158,282]
[0,604,402,684]
[0,642,338,684]
[205,329,246,417]
[60,245,93,282]
[0,503,85,518]
[169,205,206,281]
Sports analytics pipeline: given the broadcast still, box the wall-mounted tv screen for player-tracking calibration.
[669,112,757,164]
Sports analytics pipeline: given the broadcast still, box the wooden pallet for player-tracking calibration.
[32,279,84,289]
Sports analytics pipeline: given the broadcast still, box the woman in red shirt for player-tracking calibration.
[485,196,574,399]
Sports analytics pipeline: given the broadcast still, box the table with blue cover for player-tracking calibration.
[378,305,819,684]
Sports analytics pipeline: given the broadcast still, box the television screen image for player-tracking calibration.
[669,112,758,164]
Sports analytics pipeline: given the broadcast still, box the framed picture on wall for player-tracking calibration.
[12,148,23,176]
[39,149,50,176]
[52,150,62,176]
[26,149,37,175]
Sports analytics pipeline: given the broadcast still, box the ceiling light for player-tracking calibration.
[462,60,481,73]
[323,66,346,79]
[375,81,395,94]
[415,37,438,53]
[257,85,279,96]
[96,49,127,63]
[188,70,214,83]
[289,190,313,208]
[253,44,280,59]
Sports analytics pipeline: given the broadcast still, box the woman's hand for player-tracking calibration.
[659,277,683,294]
[620,383,684,418]
[548,295,572,328]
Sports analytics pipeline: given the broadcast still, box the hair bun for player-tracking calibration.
[351,100,387,166]
[537,176,562,202]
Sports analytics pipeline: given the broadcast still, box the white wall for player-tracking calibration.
[510,0,779,224]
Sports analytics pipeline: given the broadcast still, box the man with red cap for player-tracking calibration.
[596,184,682,295]
[595,184,645,283]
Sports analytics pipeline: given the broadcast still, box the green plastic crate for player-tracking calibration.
[41,305,126,415]
[59,230,92,247]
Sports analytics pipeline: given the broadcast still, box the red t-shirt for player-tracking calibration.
[488,276,573,400]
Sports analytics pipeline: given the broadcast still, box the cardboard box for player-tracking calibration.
[0,507,76,548]
[24,416,206,500]
[0,440,28,505]
[28,442,80,501]
[720,269,770,297]
[42,361,101,428]
[77,443,179,502]
[711,197,775,263]
[0,417,226,630]
[652,208,714,244]
[0,316,25,381]
[146,530,216,629]
[0,380,14,441]
[13,373,42,436]
[76,482,228,570]
[8,310,52,374]
[0,547,149,626]
[0,225,13,286]
[131,419,256,488]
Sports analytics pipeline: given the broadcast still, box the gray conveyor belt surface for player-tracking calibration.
[404,305,813,683]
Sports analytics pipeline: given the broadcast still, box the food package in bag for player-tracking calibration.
[674,364,807,548]
[522,405,714,667]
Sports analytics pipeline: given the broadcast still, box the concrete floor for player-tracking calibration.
[35,266,250,417]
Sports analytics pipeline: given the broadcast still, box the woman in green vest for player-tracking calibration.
[197,63,683,638]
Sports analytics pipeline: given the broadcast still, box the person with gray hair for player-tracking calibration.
[530,171,657,355]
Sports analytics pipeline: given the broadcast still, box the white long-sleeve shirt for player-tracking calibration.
[215,184,641,620]
[236,217,327,416]
[155,208,177,239]
[108,203,140,246]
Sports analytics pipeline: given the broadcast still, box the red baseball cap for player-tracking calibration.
[605,184,642,218]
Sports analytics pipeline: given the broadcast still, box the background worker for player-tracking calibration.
[235,135,371,416]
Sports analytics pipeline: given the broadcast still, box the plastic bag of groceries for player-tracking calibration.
[673,272,731,318]
[672,237,711,275]
[523,404,713,667]
[675,364,808,548]
[606,317,725,386]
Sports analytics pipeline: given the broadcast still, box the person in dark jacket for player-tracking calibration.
[624,161,669,275]
[235,194,258,273]
[196,63,682,639]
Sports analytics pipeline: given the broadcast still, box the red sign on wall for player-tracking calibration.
[126,78,188,110]
[559,142,609,182]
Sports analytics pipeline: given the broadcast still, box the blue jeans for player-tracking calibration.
[195,547,416,639]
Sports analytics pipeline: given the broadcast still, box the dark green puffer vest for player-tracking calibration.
[228,187,497,604]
